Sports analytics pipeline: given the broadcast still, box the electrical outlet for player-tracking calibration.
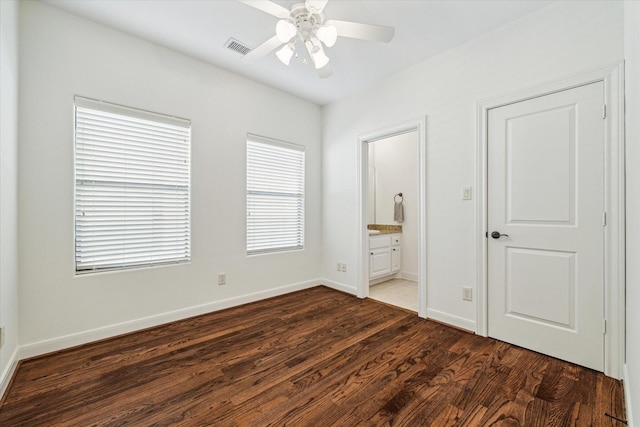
[341,263,347,272]
[462,287,473,301]
[0,325,5,348]
[337,263,341,271]
[218,273,226,286]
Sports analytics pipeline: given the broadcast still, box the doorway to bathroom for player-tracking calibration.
[357,118,427,317]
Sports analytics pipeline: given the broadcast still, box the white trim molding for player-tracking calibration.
[476,62,625,379]
[426,309,476,333]
[624,364,635,427]
[400,272,419,282]
[19,279,319,361]
[0,347,20,401]
[321,279,358,295]
[356,117,428,318]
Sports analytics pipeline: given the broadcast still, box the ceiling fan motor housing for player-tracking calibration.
[290,3,325,41]
[240,0,395,78]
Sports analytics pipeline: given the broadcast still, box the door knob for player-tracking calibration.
[491,231,509,239]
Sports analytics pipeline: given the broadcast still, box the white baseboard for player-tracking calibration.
[400,271,418,282]
[368,272,417,286]
[0,346,20,401]
[426,308,476,333]
[320,279,357,296]
[369,275,394,286]
[19,279,320,360]
[624,363,635,427]
[1,282,483,406]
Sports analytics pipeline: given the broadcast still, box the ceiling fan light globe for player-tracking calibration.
[305,0,328,14]
[275,44,295,65]
[316,25,337,47]
[276,20,297,43]
[313,50,330,69]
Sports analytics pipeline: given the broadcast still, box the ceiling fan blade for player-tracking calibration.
[243,35,283,61]
[325,20,395,43]
[317,63,333,79]
[237,0,290,19]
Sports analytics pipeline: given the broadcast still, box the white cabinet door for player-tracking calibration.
[391,246,401,272]
[369,248,391,278]
[487,81,604,371]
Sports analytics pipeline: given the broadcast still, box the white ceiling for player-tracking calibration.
[43,0,554,105]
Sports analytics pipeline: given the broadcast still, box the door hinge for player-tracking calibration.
[602,212,607,226]
[602,105,607,119]
[603,319,607,334]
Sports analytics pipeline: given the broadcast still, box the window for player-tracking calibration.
[246,135,305,255]
[74,97,191,273]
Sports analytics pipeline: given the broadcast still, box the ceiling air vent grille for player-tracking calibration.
[225,38,252,56]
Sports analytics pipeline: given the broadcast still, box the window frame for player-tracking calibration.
[246,134,305,256]
[73,96,192,274]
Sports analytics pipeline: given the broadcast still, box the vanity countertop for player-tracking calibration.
[367,224,402,234]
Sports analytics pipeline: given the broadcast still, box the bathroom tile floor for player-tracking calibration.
[369,278,418,312]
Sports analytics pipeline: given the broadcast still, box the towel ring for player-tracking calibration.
[394,193,403,203]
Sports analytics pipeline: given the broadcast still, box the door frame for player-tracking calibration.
[476,63,625,378]
[356,117,427,318]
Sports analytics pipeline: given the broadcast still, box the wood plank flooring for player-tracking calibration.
[0,286,626,426]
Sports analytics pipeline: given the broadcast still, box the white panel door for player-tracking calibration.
[488,81,605,371]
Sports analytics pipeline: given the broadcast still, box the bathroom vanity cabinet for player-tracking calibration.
[369,233,401,279]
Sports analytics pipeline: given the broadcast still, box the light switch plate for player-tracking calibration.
[462,187,472,200]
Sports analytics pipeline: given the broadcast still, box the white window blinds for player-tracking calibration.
[74,97,191,273]
[247,135,305,255]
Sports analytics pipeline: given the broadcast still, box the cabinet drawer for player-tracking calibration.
[369,234,391,249]
[391,234,401,246]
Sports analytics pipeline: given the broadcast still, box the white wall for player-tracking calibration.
[18,1,322,351]
[371,132,418,280]
[7,2,635,417]
[0,0,20,394]
[624,1,640,423]
[322,1,624,329]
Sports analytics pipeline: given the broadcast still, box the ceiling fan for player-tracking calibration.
[238,0,395,78]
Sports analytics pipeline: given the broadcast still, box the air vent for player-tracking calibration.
[225,38,252,56]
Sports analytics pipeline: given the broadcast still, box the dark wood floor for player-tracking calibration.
[0,286,626,426]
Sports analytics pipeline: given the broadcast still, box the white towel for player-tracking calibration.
[394,202,404,222]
